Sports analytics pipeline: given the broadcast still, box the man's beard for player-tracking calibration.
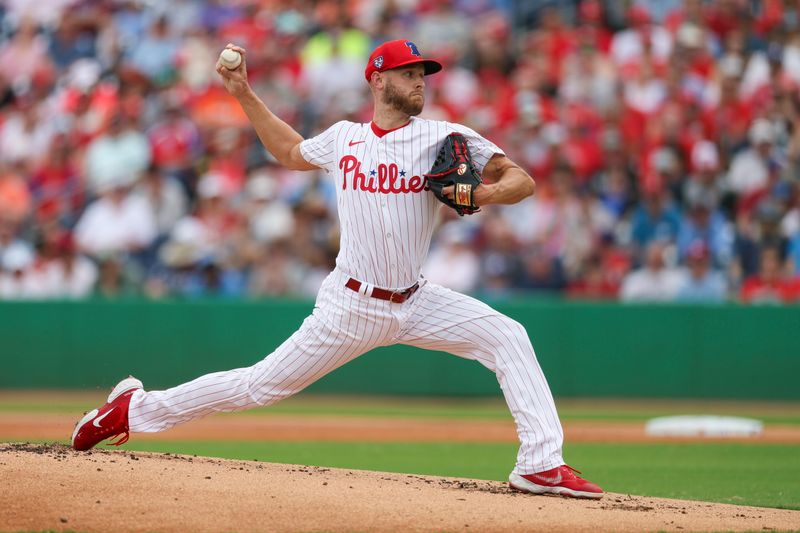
[382,79,424,116]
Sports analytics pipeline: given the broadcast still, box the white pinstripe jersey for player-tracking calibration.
[299,116,504,289]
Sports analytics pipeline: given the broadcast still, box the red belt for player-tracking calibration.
[345,278,420,303]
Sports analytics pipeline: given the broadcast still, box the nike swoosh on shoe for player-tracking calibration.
[93,407,116,428]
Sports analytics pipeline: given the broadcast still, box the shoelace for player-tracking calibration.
[561,465,583,479]
[107,432,130,446]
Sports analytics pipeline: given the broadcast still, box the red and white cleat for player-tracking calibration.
[509,465,604,499]
[71,377,142,451]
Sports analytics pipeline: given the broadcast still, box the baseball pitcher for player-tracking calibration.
[71,40,603,499]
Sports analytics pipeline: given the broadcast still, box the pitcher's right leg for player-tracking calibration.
[127,315,377,432]
[72,270,397,449]
[128,284,394,433]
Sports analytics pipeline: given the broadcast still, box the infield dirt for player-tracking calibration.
[3,412,800,443]
[2,443,799,533]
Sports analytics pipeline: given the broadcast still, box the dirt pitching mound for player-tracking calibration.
[1,443,798,533]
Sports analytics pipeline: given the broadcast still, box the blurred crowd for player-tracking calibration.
[1,0,800,304]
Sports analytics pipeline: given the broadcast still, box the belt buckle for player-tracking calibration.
[389,291,402,303]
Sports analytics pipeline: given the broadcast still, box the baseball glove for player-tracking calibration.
[424,132,483,216]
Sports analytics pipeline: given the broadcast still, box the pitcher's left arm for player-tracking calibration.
[444,154,535,206]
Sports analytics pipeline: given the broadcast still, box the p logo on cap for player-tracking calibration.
[365,39,443,81]
[405,41,421,57]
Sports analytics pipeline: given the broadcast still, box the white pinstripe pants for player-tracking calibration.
[128,268,564,474]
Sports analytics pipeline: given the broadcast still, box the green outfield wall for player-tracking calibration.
[0,300,797,400]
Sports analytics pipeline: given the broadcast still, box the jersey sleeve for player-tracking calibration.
[298,121,344,173]
[445,122,505,173]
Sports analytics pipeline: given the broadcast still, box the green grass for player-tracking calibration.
[107,440,800,511]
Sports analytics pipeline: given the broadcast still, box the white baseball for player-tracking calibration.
[219,49,242,70]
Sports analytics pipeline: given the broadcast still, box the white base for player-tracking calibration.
[645,415,763,438]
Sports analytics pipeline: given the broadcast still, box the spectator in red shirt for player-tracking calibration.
[576,0,612,53]
[528,6,577,86]
[566,252,619,300]
[29,134,83,224]
[704,0,748,42]
[147,103,200,175]
[740,247,800,303]
[703,73,753,149]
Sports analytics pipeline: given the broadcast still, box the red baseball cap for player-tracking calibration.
[365,39,442,81]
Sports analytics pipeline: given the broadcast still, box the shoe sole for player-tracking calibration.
[71,377,143,447]
[508,472,604,500]
[106,377,143,403]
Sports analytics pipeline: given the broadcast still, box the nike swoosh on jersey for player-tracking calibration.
[93,407,116,428]
[348,140,365,146]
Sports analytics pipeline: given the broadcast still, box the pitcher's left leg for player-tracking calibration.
[397,282,563,473]
[396,282,602,498]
